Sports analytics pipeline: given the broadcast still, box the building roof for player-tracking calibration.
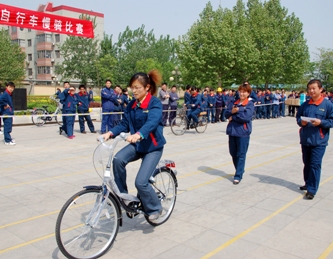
[39,2,104,18]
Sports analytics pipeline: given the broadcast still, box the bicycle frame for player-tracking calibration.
[85,134,178,226]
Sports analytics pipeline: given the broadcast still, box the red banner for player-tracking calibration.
[0,4,94,38]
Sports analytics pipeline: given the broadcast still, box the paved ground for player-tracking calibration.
[1,117,333,259]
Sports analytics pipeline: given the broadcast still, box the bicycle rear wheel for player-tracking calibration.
[195,116,208,133]
[55,189,120,259]
[55,109,63,125]
[170,117,187,135]
[31,108,46,127]
[145,169,177,226]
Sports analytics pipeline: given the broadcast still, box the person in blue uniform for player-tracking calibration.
[57,81,70,135]
[168,85,179,125]
[76,85,96,134]
[221,89,228,122]
[113,85,123,126]
[225,82,254,185]
[296,79,333,199]
[280,89,286,117]
[101,70,166,221]
[207,88,216,123]
[186,86,202,127]
[0,82,16,145]
[215,88,223,123]
[60,86,78,139]
[264,89,273,119]
[101,79,118,133]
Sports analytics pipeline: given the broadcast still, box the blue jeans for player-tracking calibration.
[229,136,250,181]
[101,110,114,133]
[207,107,215,122]
[272,104,279,118]
[113,144,163,215]
[78,110,95,132]
[301,145,326,195]
[3,117,13,142]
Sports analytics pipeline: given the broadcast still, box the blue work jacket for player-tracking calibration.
[296,97,333,146]
[101,87,118,111]
[184,91,191,105]
[225,98,254,138]
[186,93,202,111]
[76,92,91,112]
[0,90,14,115]
[216,93,223,106]
[110,93,166,153]
[207,94,216,107]
[61,89,78,113]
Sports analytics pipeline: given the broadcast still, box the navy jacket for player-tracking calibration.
[169,92,179,107]
[264,92,274,104]
[249,91,258,103]
[207,94,216,107]
[216,93,223,106]
[110,93,166,153]
[296,97,333,146]
[186,93,202,111]
[201,94,208,110]
[225,98,254,138]
[184,91,191,105]
[61,89,78,113]
[0,90,14,115]
[101,87,118,111]
[76,92,91,112]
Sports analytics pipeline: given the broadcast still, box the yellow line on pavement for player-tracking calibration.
[318,241,333,259]
[201,173,333,259]
[0,150,301,255]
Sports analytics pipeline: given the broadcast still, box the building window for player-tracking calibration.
[36,34,52,43]
[28,39,32,47]
[55,34,60,42]
[28,68,33,76]
[37,50,52,59]
[37,66,51,74]
[55,50,60,58]
[11,39,25,47]
[28,29,31,32]
[28,54,32,61]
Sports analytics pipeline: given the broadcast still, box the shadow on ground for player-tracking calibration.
[250,173,304,194]
[198,166,233,183]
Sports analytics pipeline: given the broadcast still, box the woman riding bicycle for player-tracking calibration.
[101,70,166,220]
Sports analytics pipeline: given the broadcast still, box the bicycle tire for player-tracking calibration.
[145,168,177,226]
[31,108,47,127]
[55,109,63,126]
[195,116,208,133]
[55,189,120,259]
[170,117,187,135]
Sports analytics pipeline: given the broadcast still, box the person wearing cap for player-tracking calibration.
[215,87,223,123]
[225,82,254,185]
[296,79,333,199]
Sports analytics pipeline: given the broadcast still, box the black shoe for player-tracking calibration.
[305,191,314,200]
[233,180,240,185]
[299,185,307,191]
[59,127,63,135]
[81,131,87,134]
[91,131,97,133]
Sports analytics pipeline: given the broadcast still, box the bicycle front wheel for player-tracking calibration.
[170,117,187,135]
[145,169,177,226]
[195,116,208,133]
[31,108,46,127]
[55,189,120,259]
[55,109,63,126]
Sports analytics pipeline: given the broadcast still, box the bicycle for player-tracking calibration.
[170,107,208,135]
[31,96,63,126]
[55,133,178,259]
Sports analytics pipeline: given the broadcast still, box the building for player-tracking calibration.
[0,2,104,90]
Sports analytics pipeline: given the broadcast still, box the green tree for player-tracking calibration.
[314,48,333,89]
[56,15,100,85]
[247,0,309,87]
[0,29,26,85]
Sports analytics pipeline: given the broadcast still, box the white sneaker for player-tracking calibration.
[0,131,3,135]
[11,138,15,143]
[5,141,16,146]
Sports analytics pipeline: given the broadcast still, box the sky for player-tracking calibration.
[1,0,332,60]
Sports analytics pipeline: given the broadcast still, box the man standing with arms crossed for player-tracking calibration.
[296,79,333,199]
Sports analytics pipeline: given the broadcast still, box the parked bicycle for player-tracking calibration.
[31,96,62,126]
[55,133,178,259]
[170,107,208,135]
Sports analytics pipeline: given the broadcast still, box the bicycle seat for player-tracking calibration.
[42,106,49,109]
